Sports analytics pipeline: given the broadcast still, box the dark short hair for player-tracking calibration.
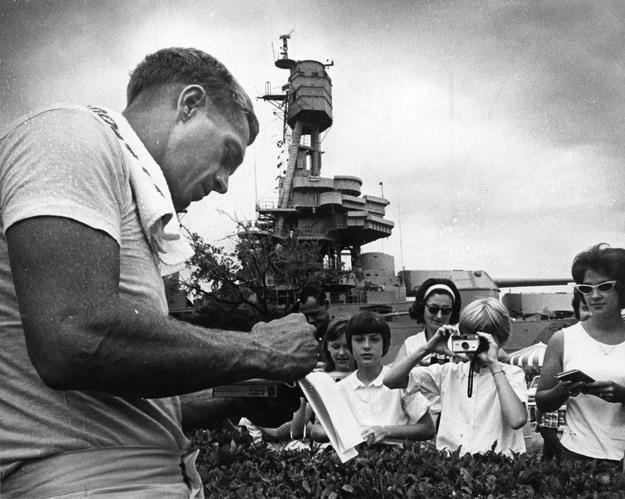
[296,281,328,308]
[322,318,349,372]
[345,311,391,357]
[127,47,259,144]
[571,243,625,308]
[409,278,462,323]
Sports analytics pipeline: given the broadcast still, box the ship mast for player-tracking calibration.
[258,35,394,282]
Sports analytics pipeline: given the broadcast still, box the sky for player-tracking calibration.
[1,0,625,283]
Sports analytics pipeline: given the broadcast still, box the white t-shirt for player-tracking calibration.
[403,332,428,356]
[0,107,187,482]
[338,365,429,429]
[408,362,527,456]
[560,322,625,460]
[404,331,453,365]
[402,331,449,417]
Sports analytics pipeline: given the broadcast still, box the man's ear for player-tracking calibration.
[176,85,207,122]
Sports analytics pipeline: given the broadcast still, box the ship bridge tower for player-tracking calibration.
[263,34,333,218]
[258,35,396,299]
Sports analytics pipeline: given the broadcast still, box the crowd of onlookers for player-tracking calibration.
[239,243,625,468]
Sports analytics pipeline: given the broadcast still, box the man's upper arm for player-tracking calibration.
[0,109,127,386]
[0,109,126,243]
[7,216,121,387]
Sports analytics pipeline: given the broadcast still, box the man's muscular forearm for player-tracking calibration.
[8,217,318,399]
[46,299,286,397]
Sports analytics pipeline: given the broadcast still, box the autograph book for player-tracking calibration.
[556,369,595,384]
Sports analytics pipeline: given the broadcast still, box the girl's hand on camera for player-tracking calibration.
[426,325,456,356]
[476,331,499,366]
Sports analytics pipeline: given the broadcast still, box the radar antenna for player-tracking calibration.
[279,31,294,58]
[276,31,296,69]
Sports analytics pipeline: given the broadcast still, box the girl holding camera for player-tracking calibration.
[393,278,462,366]
[384,298,527,455]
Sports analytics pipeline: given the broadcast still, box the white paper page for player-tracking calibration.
[298,371,364,462]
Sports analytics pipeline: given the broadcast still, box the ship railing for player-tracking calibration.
[257,198,278,210]
[381,311,410,319]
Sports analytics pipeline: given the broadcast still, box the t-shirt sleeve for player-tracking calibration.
[402,390,431,424]
[508,367,529,404]
[407,364,441,397]
[0,108,127,244]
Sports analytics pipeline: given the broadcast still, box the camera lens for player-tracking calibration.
[461,342,469,350]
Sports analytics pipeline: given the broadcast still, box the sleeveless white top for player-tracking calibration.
[560,322,625,460]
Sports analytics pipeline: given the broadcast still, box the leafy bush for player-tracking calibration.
[189,428,625,498]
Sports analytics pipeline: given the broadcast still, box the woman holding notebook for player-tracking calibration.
[537,244,625,463]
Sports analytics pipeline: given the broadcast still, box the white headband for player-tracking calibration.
[424,284,456,303]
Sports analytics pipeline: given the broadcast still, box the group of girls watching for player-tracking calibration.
[311,280,528,456]
[250,243,625,466]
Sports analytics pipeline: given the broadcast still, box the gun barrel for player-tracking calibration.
[494,278,572,288]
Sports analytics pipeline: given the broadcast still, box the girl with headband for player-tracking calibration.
[392,278,462,367]
[391,278,462,427]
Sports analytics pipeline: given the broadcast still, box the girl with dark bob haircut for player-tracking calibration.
[344,311,391,358]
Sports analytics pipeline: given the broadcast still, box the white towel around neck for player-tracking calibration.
[87,105,194,276]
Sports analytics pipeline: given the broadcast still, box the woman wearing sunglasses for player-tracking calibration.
[393,278,462,366]
[391,279,461,427]
[536,244,625,464]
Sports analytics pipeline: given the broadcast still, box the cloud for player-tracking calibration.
[3,0,625,281]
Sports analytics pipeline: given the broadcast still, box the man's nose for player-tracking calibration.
[214,173,228,194]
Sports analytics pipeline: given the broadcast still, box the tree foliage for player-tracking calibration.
[182,218,342,328]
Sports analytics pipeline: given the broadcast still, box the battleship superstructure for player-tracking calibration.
[257,35,404,307]
[253,36,577,356]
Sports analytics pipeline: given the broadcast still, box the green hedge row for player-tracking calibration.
[189,428,624,498]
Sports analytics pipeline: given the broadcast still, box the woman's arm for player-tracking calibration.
[384,344,430,389]
[288,398,312,439]
[489,366,527,429]
[385,325,454,389]
[257,422,291,440]
[361,411,435,445]
[477,332,526,429]
[310,420,329,442]
[535,330,576,412]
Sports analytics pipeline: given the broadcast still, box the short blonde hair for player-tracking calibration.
[458,297,510,345]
